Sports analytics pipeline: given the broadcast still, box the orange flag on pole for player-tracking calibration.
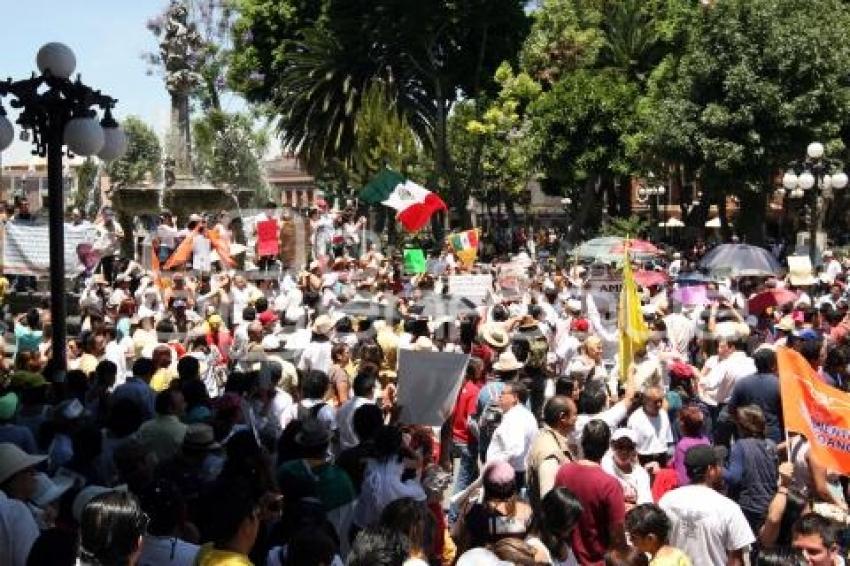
[777,346,850,474]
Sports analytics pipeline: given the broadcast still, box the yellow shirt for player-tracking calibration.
[194,543,253,566]
[150,367,177,392]
[651,548,692,566]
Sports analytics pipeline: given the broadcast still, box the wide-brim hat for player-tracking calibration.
[295,417,332,448]
[481,323,509,349]
[0,443,47,485]
[311,314,334,335]
[183,423,221,452]
[518,314,538,330]
[31,472,74,507]
[492,351,524,372]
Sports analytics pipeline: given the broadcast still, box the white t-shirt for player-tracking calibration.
[627,408,674,456]
[138,536,199,566]
[601,451,653,505]
[659,484,755,566]
[571,403,628,458]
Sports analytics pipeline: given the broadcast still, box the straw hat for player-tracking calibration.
[480,323,509,349]
[183,424,221,452]
[518,314,539,330]
[311,314,334,336]
[0,443,47,485]
[493,351,524,372]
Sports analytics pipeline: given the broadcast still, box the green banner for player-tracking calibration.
[403,248,427,274]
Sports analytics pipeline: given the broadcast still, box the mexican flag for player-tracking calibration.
[359,169,447,232]
[449,229,479,266]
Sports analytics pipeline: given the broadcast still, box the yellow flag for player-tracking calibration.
[618,243,650,381]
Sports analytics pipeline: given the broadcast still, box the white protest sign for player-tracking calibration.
[2,222,98,276]
[448,274,493,305]
[586,263,623,328]
[192,235,212,272]
[397,349,469,426]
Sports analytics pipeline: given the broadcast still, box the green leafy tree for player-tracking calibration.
[106,116,162,189]
[193,109,270,204]
[73,158,99,213]
[227,0,530,215]
[106,116,162,255]
[635,0,850,243]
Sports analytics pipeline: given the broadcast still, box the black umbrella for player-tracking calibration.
[339,299,401,321]
[419,295,479,318]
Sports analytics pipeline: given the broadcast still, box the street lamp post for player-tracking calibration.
[0,43,126,373]
[638,184,666,239]
[781,142,848,263]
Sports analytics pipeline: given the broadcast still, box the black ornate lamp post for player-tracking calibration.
[780,142,848,263]
[0,43,127,372]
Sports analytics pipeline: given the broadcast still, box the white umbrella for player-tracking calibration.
[659,218,684,228]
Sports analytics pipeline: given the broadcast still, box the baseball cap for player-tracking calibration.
[611,428,638,444]
[794,328,820,341]
[684,444,728,469]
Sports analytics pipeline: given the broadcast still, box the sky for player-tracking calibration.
[0,0,254,165]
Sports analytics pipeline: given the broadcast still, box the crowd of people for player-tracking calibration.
[1,200,849,566]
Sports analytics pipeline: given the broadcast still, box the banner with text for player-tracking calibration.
[2,222,98,276]
[778,346,850,474]
[448,274,493,305]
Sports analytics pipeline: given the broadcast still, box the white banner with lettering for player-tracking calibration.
[448,274,493,305]
[2,222,98,276]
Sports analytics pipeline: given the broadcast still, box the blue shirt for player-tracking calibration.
[110,377,155,421]
[727,372,783,444]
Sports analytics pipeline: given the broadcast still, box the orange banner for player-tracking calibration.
[777,346,850,474]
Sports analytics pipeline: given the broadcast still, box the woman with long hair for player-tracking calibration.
[78,491,148,566]
[526,487,582,565]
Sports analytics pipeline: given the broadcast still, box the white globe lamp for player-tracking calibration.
[64,116,104,156]
[98,125,127,161]
[782,171,798,190]
[36,43,76,79]
[0,114,13,152]
[798,171,816,191]
[807,142,825,160]
[833,172,849,190]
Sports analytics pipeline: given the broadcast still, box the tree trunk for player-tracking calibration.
[569,178,598,243]
[118,212,135,259]
[738,188,768,246]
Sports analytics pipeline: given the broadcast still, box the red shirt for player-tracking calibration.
[555,462,625,566]
[451,380,481,445]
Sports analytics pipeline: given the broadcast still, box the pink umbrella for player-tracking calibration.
[671,285,711,306]
[612,239,660,255]
[633,270,669,288]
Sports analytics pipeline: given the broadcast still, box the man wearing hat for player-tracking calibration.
[0,392,37,454]
[601,428,652,509]
[298,314,334,374]
[0,443,44,566]
[659,445,754,566]
[473,350,524,460]
[276,418,356,555]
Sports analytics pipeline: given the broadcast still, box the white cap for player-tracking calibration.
[611,428,638,444]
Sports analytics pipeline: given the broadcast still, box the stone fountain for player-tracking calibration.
[111,0,249,225]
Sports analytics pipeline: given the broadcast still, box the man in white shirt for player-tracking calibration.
[660,445,754,566]
[486,380,539,487]
[601,428,653,509]
[824,250,842,283]
[698,336,756,446]
[626,386,674,470]
[336,371,377,452]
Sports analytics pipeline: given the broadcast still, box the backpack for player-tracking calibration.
[525,334,549,371]
[296,401,327,422]
[476,383,504,456]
